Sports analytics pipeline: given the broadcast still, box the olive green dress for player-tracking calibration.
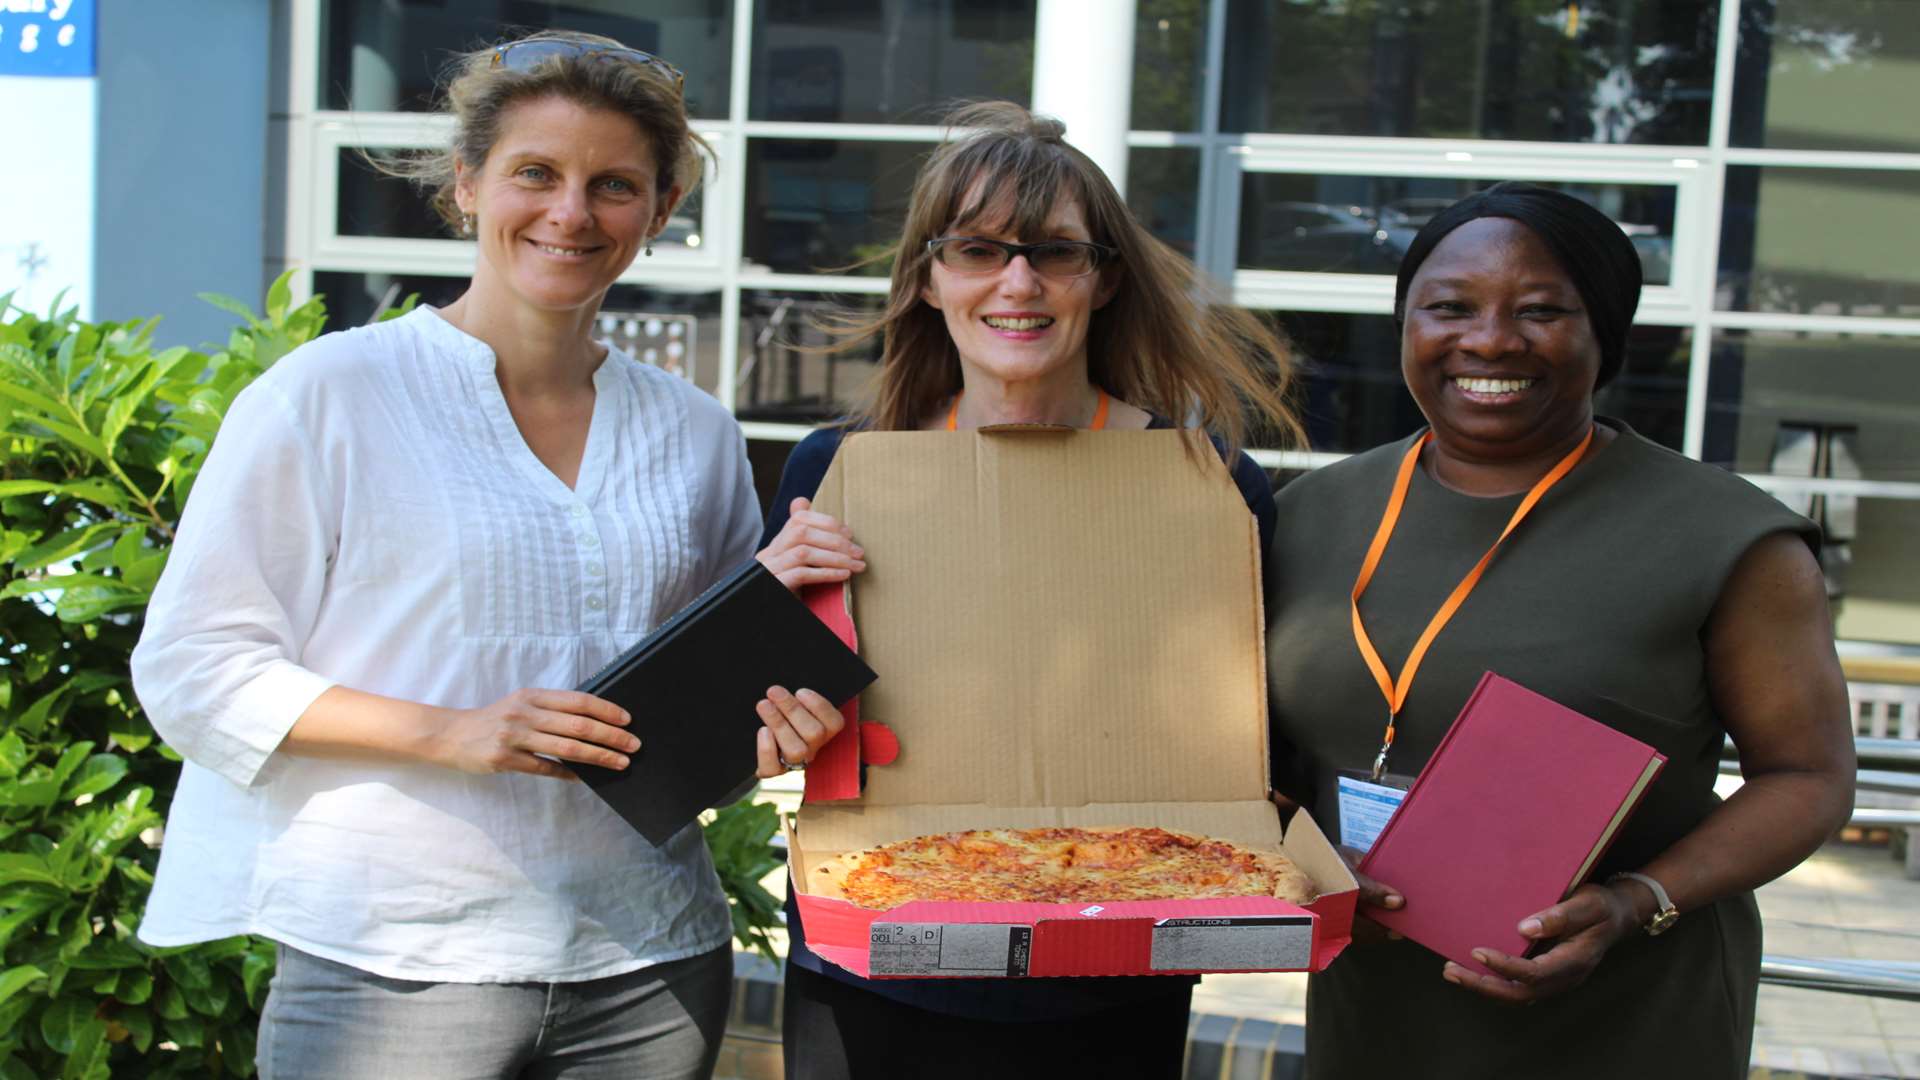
[1266,420,1816,1080]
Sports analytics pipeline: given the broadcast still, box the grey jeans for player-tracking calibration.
[256,944,732,1080]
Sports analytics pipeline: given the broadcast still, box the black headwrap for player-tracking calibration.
[1391,182,1643,389]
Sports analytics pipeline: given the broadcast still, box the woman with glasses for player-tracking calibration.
[754,101,1303,1080]
[131,31,845,1079]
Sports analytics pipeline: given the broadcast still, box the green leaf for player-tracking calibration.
[117,1004,153,1052]
[162,1013,206,1048]
[59,757,126,803]
[239,950,274,1009]
[163,952,211,990]
[26,414,111,463]
[0,893,67,950]
[264,271,293,323]
[0,1056,36,1080]
[220,1021,257,1077]
[196,293,259,325]
[58,1019,107,1080]
[10,522,116,573]
[153,979,186,1020]
[49,743,93,791]
[0,965,45,1009]
[67,937,143,971]
[0,379,65,419]
[105,715,153,755]
[11,682,69,735]
[182,975,229,1018]
[0,734,28,778]
[115,969,152,1005]
[39,994,93,1055]
[0,854,62,888]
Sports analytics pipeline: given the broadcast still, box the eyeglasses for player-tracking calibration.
[926,236,1117,279]
[490,40,686,94]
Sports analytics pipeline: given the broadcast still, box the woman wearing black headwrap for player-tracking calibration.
[1265,183,1854,1078]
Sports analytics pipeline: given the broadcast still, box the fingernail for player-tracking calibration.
[1471,949,1490,965]
[613,755,630,769]
[620,711,633,725]
[1385,893,1403,909]
[627,737,642,753]
[1519,918,1543,936]
[851,545,865,557]
[1443,965,1462,984]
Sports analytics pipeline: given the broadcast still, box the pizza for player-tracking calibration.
[808,826,1316,910]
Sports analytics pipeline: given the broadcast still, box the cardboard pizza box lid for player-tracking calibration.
[802,427,1268,812]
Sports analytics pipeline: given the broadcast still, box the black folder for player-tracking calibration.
[569,559,876,845]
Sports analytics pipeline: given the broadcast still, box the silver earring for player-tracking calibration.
[461,212,475,238]
[644,240,654,257]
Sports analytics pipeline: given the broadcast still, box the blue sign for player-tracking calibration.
[0,0,95,78]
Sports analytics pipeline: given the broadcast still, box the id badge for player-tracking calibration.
[1336,769,1413,854]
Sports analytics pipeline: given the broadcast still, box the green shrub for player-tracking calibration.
[0,277,782,1077]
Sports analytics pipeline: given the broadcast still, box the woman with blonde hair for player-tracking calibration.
[755,101,1302,1080]
[133,31,846,1079]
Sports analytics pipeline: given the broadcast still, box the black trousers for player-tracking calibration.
[781,962,1193,1080]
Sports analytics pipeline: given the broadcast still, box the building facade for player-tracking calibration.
[25,0,1920,648]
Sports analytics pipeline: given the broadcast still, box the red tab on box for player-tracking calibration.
[801,583,895,800]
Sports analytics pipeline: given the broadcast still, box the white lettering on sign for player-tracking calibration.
[19,21,35,51]
[2,0,74,17]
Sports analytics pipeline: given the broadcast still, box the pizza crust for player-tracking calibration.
[805,826,1316,910]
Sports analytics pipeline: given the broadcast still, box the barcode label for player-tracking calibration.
[868,923,1032,977]
[1150,916,1313,971]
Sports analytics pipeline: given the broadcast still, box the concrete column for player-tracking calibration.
[1030,0,1137,193]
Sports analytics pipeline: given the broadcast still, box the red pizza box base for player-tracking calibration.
[789,810,1357,980]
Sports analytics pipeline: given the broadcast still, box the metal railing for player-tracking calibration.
[1720,734,1920,1000]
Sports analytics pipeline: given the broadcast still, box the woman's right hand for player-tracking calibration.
[432,689,639,781]
[756,497,866,593]
[1337,844,1407,944]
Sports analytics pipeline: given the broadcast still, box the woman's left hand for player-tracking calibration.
[1441,881,1641,1004]
[753,686,847,778]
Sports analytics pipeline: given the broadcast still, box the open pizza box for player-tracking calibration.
[786,427,1357,979]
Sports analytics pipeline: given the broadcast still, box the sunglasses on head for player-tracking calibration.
[490,39,686,94]
[926,236,1117,279]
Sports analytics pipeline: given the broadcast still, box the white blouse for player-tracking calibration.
[130,308,763,982]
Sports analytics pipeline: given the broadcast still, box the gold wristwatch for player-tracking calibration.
[1608,871,1679,936]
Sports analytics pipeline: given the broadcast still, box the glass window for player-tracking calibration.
[750,0,1034,124]
[1706,329,1920,644]
[1127,147,1202,258]
[1238,175,1676,284]
[1705,330,1920,484]
[1267,311,1688,454]
[310,272,725,398]
[335,148,709,253]
[735,290,883,424]
[1131,0,1209,132]
[1825,496,1920,646]
[742,139,928,276]
[337,150,449,241]
[320,0,733,119]
[1220,0,1719,144]
[1719,166,1920,317]
[1730,0,1920,153]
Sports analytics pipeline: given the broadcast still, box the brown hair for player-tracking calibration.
[835,101,1301,451]
[372,30,709,233]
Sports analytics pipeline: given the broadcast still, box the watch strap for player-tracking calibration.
[1608,871,1678,935]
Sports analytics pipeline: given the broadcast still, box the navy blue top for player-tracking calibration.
[761,419,1276,1021]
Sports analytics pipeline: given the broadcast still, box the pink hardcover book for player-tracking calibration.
[1358,673,1666,976]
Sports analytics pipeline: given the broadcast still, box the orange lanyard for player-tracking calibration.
[1352,426,1594,780]
[946,389,1110,431]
